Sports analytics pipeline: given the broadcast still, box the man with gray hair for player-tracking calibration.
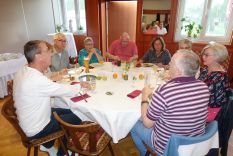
[106,32,138,62]
[131,49,210,156]
[14,40,90,155]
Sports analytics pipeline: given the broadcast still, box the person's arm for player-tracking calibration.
[38,75,91,97]
[129,43,138,62]
[141,86,155,128]
[92,48,104,63]
[141,86,166,128]
[78,49,86,66]
[142,50,150,63]
[106,41,120,61]
[106,52,120,61]
[129,55,138,63]
[163,50,171,65]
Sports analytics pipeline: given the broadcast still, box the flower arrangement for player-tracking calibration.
[181,17,203,38]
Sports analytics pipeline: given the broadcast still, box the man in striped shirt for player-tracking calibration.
[131,49,210,156]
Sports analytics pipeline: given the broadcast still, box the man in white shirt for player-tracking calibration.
[157,22,167,35]
[13,40,89,156]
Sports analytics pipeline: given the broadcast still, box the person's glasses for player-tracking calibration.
[202,53,214,57]
[57,39,67,43]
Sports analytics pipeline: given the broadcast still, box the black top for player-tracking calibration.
[142,48,171,65]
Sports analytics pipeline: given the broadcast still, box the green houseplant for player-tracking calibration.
[181,17,203,38]
[56,25,62,33]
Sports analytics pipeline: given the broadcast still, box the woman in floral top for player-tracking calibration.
[198,42,229,121]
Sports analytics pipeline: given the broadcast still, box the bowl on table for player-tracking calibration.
[79,75,97,91]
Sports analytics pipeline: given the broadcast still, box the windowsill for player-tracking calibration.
[73,31,87,35]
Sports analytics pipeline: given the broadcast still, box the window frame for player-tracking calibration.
[60,0,87,34]
[174,0,233,45]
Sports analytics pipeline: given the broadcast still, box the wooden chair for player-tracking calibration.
[53,112,115,156]
[7,80,13,96]
[143,141,157,156]
[2,81,65,156]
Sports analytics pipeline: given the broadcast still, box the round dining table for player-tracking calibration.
[60,62,165,143]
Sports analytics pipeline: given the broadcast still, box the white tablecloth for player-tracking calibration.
[47,32,78,57]
[61,63,165,143]
[0,54,27,98]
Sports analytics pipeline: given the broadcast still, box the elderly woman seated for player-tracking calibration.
[198,42,230,122]
[141,37,171,68]
[78,37,104,66]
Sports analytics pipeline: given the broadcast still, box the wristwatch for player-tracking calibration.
[141,100,149,105]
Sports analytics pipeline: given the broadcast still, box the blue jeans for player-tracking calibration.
[29,108,81,156]
[131,120,158,156]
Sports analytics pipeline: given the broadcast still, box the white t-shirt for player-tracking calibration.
[13,66,80,137]
[157,27,167,35]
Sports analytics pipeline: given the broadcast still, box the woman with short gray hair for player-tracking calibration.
[198,42,230,122]
[78,37,104,66]
[178,38,192,50]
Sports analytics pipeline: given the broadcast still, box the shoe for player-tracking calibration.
[68,150,79,156]
[40,145,57,156]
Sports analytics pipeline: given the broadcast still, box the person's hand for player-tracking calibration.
[142,85,154,101]
[80,81,91,90]
[60,68,68,75]
[114,56,120,61]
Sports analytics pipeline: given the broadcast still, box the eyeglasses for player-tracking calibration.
[57,39,67,43]
[202,53,214,57]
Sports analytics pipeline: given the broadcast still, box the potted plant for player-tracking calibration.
[78,25,85,34]
[56,25,62,33]
[181,17,202,38]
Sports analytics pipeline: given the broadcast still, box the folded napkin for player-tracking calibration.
[71,94,90,102]
[127,90,142,98]
[70,82,80,85]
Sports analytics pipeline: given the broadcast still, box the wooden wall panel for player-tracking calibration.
[85,0,100,49]
[100,0,107,56]
[73,35,86,53]
[107,1,137,47]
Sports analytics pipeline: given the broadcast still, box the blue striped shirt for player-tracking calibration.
[147,76,210,155]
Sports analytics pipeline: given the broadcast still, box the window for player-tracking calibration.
[59,0,86,33]
[175,0,233,44]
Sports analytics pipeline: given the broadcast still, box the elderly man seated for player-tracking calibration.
[50,33,73,72]
[13,40,90,156]
[106,32,138,62]
[131,49,210,156]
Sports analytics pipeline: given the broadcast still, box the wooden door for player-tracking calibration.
[107,1,137,48]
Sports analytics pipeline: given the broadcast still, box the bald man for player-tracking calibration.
[106,32,138,62]
[50,33,72,72]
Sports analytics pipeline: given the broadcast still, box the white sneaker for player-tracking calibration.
[68,150,79,156]
[40,145,57,156]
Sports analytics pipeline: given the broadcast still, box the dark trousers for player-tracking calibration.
[28,108,81,156]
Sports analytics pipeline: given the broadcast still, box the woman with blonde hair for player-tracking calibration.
[78,37,103,66]
[198,42,230,122]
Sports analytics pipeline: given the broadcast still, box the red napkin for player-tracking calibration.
[127,90,142,98]
[71,94,90,102]
[70,82,80,85]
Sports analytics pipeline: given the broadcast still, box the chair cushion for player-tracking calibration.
[69,127,111,152]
